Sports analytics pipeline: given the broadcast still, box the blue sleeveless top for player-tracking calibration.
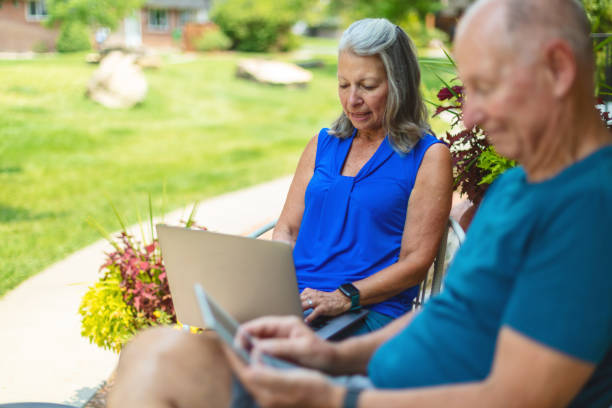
[293,128,443,318]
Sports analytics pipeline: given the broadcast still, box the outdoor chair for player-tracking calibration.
[412,216,465,308]
[248,216,466,309]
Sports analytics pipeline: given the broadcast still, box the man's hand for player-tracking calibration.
[300,288,351,323]
[237,315,339,372]
[223,343,346,408]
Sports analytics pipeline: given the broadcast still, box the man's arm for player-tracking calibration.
[328,310,418,375]
[241,310,417,375]
[357,326,595,407]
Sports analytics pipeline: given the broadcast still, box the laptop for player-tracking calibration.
[156,224,368,339]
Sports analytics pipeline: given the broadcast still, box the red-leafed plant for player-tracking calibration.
[79,198,204,352]
[433,82,494,205]
[101,232,174,323]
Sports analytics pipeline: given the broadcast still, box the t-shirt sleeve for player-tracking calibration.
[502,195,612,363]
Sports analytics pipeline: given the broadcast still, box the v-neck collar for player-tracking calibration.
[337,129,395,181]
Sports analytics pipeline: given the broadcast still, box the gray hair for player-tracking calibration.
[506,0,593,68]
[329,18,430,153]
[461,0,594,69]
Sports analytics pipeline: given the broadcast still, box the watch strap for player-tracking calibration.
[342,386,364,408]
[339,283,360,311]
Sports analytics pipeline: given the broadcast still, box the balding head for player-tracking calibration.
[457,0,594,70]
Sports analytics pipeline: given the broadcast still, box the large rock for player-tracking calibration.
[236,59,313,86]
[86,51,148,109]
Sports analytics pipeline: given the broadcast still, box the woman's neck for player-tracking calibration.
[356,128,386,142]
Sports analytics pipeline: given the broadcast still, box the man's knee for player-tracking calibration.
[109,327,232,408]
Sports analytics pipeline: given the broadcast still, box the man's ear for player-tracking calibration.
[544,39,577,98]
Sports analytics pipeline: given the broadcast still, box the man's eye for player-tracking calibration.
[339,84,349,89]
[474,84,492,95]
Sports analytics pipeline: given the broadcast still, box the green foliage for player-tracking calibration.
[211,0,307,52]
[582,0,612,33]
[56,22,91,53]
[328,0,442,25]
[477,147,517,185]
[399,11,448,48]
[194,28,232,52]
[45,0,145,30]
[79,268,137,353]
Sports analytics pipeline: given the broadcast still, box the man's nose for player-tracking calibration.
[462,99,484,130]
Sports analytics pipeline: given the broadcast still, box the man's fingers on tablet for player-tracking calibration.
[256,338,302,359]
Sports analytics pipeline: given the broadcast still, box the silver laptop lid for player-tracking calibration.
[157,224,303,327]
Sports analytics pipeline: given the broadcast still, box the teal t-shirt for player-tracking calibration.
[368,145,612,406]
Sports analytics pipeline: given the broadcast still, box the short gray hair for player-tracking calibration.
[505,0,593,69]
[461,0,594,69]
[329,18,430,153]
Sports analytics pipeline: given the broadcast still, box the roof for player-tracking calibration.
[145,0,209,10]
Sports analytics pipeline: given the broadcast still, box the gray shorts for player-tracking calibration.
[230,373,373,408]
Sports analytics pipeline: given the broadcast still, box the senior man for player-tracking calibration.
[108,0,612,407]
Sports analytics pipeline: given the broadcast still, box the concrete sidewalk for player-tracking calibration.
[0,176,292,406]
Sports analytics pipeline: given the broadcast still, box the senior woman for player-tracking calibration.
[273,18,453,336]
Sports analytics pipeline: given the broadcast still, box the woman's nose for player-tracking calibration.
[348,87,362,106]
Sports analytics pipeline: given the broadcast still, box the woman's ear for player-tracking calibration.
[544,39,577,98]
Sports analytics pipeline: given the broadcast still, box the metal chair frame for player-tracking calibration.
[413,217,465,308]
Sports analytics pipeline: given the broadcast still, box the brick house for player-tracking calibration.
[109,0,213,49]
[0,0,57,52]
[0,0,213,52]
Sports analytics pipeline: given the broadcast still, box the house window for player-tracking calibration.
[26,0,47,21]
[179,10,195,27]
[148,9,168,31]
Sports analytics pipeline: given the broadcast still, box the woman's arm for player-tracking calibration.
[354,143,453,305]
[272,135,317,246]
[303,143,453,319]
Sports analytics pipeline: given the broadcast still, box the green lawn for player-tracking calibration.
[0,43,454,297]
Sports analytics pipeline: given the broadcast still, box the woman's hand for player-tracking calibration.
[223,343,346,408]
[237,315,339,372]
[300,288,351,323]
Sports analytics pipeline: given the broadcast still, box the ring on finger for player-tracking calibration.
[307,298,313,306]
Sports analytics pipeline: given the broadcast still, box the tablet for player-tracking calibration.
[194,283,297,369]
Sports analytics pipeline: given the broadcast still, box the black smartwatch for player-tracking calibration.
[338,283,361,311]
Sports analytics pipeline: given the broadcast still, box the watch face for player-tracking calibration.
[340,283,359,297]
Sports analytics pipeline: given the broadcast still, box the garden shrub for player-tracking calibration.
[79,232,175,352]
[56,22,91,53]
[79,201,205,352]
[211,0,305,52]
[194,28,232,52]
[400,11,448,49]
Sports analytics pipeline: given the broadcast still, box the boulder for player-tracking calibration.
[236,59,312,86]
[86,51,148,109]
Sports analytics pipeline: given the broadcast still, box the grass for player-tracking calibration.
[0,41,454,298]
